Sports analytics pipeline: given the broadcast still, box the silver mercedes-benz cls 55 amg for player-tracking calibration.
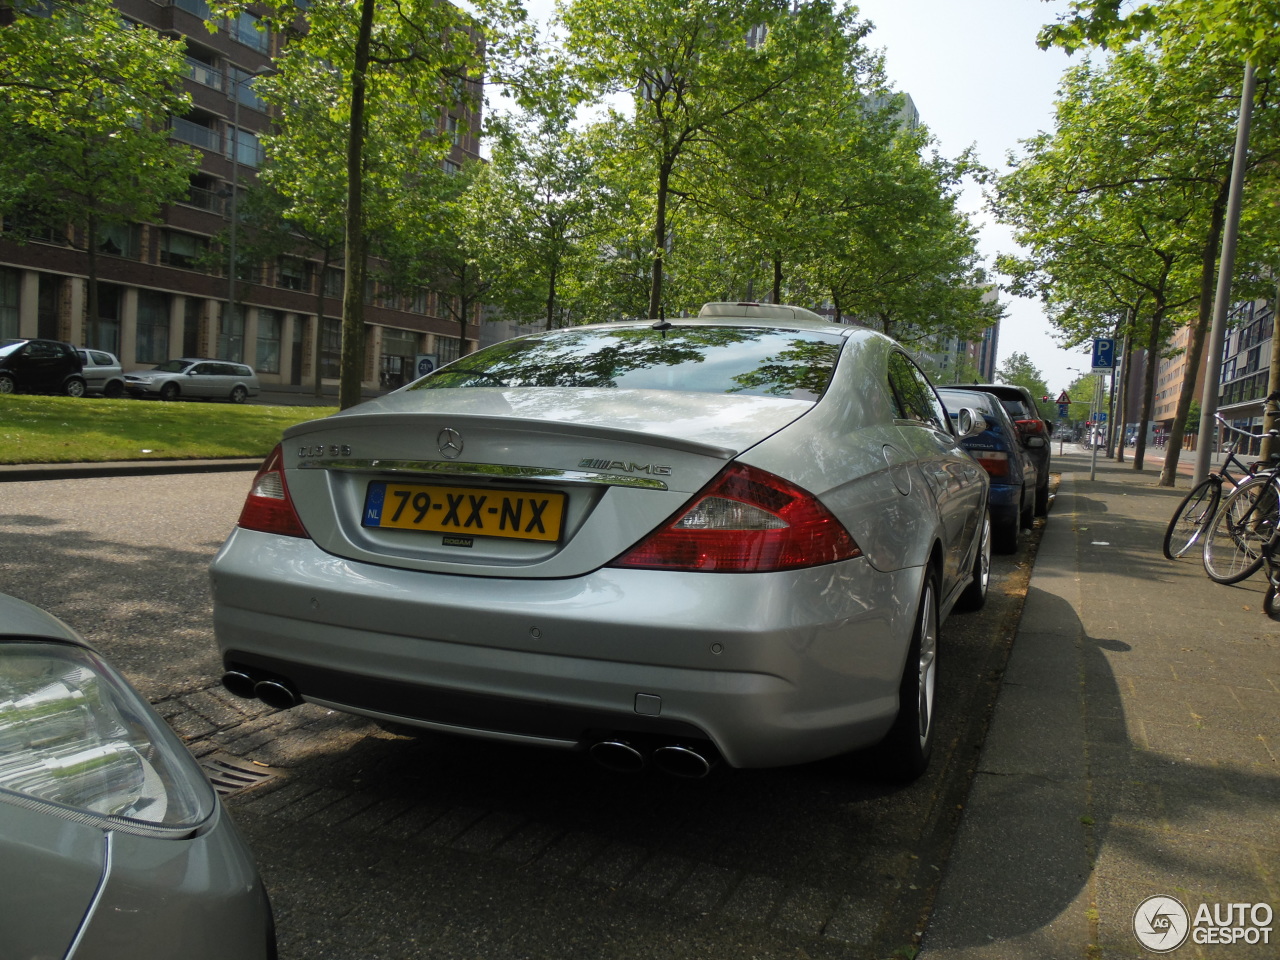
[210,303,989,781]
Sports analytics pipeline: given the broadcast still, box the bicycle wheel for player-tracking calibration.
[1202,476,1279,584]
[1163,476,1220,560]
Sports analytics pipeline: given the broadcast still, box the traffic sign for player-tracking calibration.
[1096,411,1108,423]
[1057,403,1069,418]
[1056,391,1070,404]
[1092,338,1116,370]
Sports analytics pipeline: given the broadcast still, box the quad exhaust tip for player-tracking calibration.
[589,739,646,774]
[221,670,301,710]
[588,739,715,778]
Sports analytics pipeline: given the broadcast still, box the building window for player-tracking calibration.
[183,297,204,356]
[278,257,308,291]
[320,316,341,379]
[228,126,262,167]
[408,288,427,314]
[160,230,208,269]
[324,267,343,298]
[230,11,269,53]
[89,284,122,354]
[257,309,283,373]
[435,335,461,365]
[136,290,170,363]
[218,304,244,362]
[98,223,138,258]
[0,268,18,340]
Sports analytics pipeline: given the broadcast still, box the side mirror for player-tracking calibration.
[955,407,987,440]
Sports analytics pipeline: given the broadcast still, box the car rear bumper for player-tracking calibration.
[210,528,923,769]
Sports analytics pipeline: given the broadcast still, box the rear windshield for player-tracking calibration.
[410,325,844,401]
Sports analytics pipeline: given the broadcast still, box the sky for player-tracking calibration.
[514,0,1090,393]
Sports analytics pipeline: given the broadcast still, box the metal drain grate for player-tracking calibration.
[199,753,280,798]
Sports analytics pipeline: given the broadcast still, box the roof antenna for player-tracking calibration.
[651,305,672,335]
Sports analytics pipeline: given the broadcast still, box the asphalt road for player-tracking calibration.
[0,472,1046,960]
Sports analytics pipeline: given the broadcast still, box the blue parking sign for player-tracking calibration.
[1092,338,1116,370]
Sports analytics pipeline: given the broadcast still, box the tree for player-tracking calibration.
[0,0,198,346]
[560,0,861,319]
[996,351,1051,416]
[209,0,528,407]
[462,92,607,330]
[992,39,1280,476]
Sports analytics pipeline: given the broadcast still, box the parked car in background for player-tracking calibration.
[0,593,276,959]
[211,302,990,783]
[938,387,1041,553]
[124,359,260,403]
[941,382,1052,515]
[0,338,86,397]
[75,347,125,398]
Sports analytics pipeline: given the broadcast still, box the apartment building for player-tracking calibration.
[0,0,482,392]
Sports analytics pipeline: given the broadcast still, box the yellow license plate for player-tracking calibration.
[362,482,566,542]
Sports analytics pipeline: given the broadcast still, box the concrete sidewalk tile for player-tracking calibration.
[923,454,1280,960]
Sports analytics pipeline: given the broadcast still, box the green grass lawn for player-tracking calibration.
[0,395,338,464]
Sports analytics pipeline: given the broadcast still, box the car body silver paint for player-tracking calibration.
[212,529,919,768]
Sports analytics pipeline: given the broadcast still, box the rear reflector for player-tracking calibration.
[609,462,860,573]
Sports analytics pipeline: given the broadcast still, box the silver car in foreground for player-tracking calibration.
[211,303,989,781]
[124,358,260,403]
[0,594,275,959]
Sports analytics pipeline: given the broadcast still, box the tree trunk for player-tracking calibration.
[772,252,782,304]
[1132,308,1164,471]
[1114,324,1133,464]
[85,214,99,349]
[1158,177,1231,486]
[339,0,375,410]
[313,245,333,398]
[647,161,670,319]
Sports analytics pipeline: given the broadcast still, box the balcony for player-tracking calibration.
[171,117,220,152]
[171,0,210,19]
[185,57,222,90]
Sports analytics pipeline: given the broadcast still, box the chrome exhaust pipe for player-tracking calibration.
[253,679,300,710]
[588,739,646,773]
[652,744,713,779]
[221,670,257,700]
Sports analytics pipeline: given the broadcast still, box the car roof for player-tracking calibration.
[942,383,1034,401]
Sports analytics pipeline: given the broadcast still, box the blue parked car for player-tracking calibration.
[938,387,1042,553]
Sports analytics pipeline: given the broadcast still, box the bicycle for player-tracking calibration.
[1162,415,1268,560]
[1199,396,1280,584]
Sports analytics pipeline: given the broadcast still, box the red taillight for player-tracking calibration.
[609,462,861,573]
[236,444,309,538]
[973,451,1010,477]
[1016,418,1045,436]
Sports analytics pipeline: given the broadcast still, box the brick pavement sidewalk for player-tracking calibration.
[922,449,1279,959]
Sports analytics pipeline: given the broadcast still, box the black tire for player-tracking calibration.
[0,373,14,395]
[1034,477,1050,516]
[992,505,1020,554]
[956,513,991,612]
[1266,583,1280,621]
[879,569,939,782]
[64,376,86,398]
[1162,477,1219,560]
[229,384,248,404]
[103,380,124,399]
[159,381,180,401]
[1202,476,1277,584]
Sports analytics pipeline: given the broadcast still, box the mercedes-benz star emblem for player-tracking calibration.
[437,427,463,460]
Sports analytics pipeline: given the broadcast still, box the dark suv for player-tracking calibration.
[0,339,87,397]
[941,383,1051,515]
